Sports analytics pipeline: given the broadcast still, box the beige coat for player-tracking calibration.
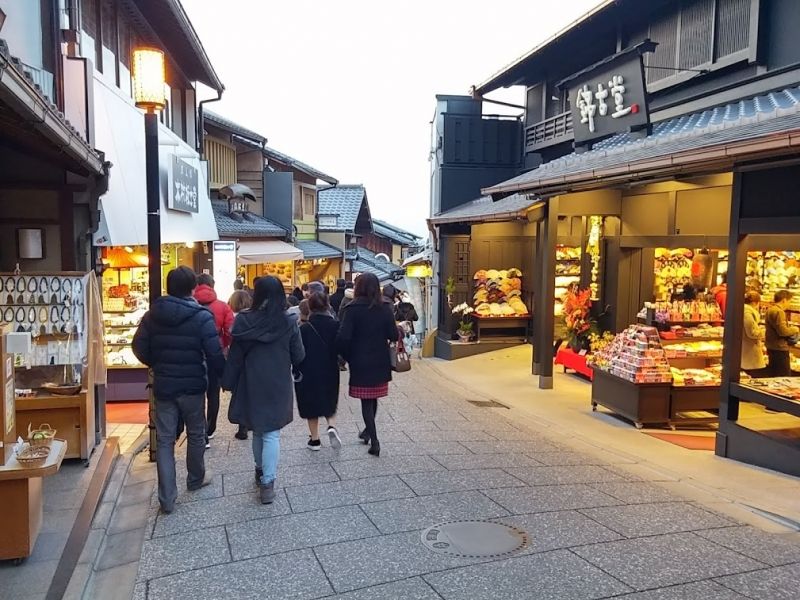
[741,304,765,370]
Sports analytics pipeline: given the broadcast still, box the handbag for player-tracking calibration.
[391,334,411,373]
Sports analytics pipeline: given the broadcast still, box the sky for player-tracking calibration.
[182,0,603,237]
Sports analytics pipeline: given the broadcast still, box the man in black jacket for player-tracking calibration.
[330,279,346,313]
[132,266,226,514]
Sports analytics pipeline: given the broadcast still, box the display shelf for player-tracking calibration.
[731,381,800,419]
[591,369,671,428]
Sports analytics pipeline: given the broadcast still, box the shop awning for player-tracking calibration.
[483,87,800,198]
[92,75,218,247]
[237,240,303,264]
[428,194,541,225]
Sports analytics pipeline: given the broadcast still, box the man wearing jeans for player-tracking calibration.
[133,266,226,514]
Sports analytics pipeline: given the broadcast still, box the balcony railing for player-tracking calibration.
[525,111,573,152]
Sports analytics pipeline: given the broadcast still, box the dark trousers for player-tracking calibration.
[360,399,379,444]
[155,393,206,511]
[767,349,791,377]
[206,368,221,437]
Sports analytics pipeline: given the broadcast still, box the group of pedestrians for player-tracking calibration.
[132,267,413,512]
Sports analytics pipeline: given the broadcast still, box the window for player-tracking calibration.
[293,191,303,220]
[302,190,315,217]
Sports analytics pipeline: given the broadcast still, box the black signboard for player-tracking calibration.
[561,41,654,148]
[169,156,199,213]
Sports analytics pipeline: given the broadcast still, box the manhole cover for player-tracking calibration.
[467,399,509,409]
[421,520,529,558]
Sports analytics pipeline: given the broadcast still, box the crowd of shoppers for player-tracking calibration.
[134,267,415,512]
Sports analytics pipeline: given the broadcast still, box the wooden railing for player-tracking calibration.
[205,137,237,189]
[525,111,573,152]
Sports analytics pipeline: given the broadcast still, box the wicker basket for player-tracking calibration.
[16,445,50,466]
[28,423,57,448]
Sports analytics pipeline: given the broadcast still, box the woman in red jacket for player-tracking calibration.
[194,274,235,446]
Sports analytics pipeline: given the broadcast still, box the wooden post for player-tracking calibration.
[539,197,558,389]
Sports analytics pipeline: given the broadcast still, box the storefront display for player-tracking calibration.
[555,246,580,316]
[639,300,723,326]
[471,268,530,342]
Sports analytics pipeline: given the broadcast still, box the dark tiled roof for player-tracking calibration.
[295,240,343,260]
[353,246,404,282]
[204,111,265,143]
[372,219,423,247]
[485,87,800,196]
[429,194,536,224]
[262,146,338,185]
[318,185,368,232]
[211,201,286,238]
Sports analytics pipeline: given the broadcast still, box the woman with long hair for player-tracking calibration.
[295,291,342,450]
[337,273,399,457]
[222,276,305,503]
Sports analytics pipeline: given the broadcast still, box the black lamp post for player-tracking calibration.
[133,48,166,461]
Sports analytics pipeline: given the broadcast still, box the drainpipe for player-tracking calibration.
[197,88,223,158]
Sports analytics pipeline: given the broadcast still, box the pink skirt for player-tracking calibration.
[349,383,389,399]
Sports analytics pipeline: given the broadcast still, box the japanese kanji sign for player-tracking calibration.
[169,156,199,213]
[565,48,650,146]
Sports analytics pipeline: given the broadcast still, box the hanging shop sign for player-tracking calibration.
[169,156,199,213]
[560,40,654,147]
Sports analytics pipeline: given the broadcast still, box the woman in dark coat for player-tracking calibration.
[295,291,342,451]
[222,276,305,504]
[337,273,399,457]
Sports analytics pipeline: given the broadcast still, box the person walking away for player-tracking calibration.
[228,290,253,441]
[222,276,305,504]
[330,279,346,314]
[382,283,398,307]
[132,266,225,514]
[764,290,799,377]
[295,291,342,450]
[395,292,419,334]
[711,273,728,318]
[742,290,767,377]
[338,282,355,317]
[194,274,235,447]
[298,299,310,323]
[286,295,301,322]
[337,273,399,457]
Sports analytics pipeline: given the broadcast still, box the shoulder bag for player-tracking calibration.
[390,327,411,373]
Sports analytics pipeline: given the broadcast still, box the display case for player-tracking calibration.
[472,268,530,341]
[555,246,581,317]
[2,272,103,460]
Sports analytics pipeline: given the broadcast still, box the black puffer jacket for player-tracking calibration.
[337,298,399,387]
[132,296,225,402]
[222,310,305,433]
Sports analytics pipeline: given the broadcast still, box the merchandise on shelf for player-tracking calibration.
[555,246,581,317]
[662,340,723,359]
[653,248,694,301]
[260,261,293,289]
[670,366,722,387]
[590,324,672,384]
[102,266,149,368]
[658,325,724,339]
[639,300,723,324]
[745,377,800,401]
[473,268,528,317]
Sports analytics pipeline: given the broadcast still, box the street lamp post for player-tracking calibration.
[133,48,166,462]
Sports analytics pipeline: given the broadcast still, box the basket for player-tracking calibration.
[16,444,51,466]
[41,383,81,396]
[28,423,57,448]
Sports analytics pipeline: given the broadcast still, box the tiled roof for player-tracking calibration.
[204,111,265,143]
[318,185,369,232]
[485,87,800,196]
[429,193,536,225]
[352,246,404,282]
[262,146,338,185]
[372,219,423,247]
[211,201,286,238]
[295,240,343,260]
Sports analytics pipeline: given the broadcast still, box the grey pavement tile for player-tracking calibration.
[372,441,471,456]
[62,563,92,600]
[461,440,565,454]
[147,548,332,600]
[92,501,114,530]
[323,577,441,600]
[431,453,542,470]
[109,501,150,534]
[27,531,68,563]
[604,463,681,482]
[227,505,379,560]
[283,429,412,446]
[589,481,681,504]
[505,465,627,486]
[579,502,733,538]
[285,475,416,513]
[85,562,140,600]
[43,487,87,510]
[78,528,105,565]
[573,533,766,590]
[424,549,631,600]
[492,510,623,553]
[483,484,621,514]
[406,429,497,442]
[132,582,147,600]
[152,489,291,537]
[0,559,58,597]
[118,480,158,507]
[361,490,510,534]
[613,581,750,599]
[97,527,146,571]
[314,530,487,592]
[481,428,554,441]
[716,563,800,599]
[138,526,231,581]
[434,419,517,432]
[532,451,612,466]
[332,456,444,480]
[696,526,800,566]
[381,420,441,432]
[224,463,340,496]
[39,507,79,534]
[400,468,526,496]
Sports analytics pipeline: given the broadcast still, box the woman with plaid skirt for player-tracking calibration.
[336,273,399,457]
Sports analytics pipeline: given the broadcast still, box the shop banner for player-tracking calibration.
[169,156,199,213]
[213,241,238,302]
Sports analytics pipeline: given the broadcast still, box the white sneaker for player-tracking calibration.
[207,432,216,440]
[327,427,342,449]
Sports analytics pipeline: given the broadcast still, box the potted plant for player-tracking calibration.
[451,303,474,342]
[563,286,597,352]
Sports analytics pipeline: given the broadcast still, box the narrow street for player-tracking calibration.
[118,360,800,600]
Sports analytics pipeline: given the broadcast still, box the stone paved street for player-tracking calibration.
[129,361,800,599]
